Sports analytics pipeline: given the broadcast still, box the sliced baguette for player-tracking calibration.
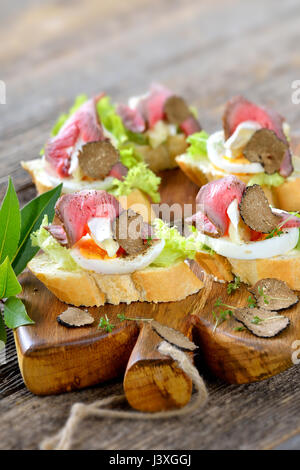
[177,154,300,211]
[21,159,155,224]
[28,253,203,306]
[195,251,300,290]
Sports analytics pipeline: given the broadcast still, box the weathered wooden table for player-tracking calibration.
[1,0,300,450]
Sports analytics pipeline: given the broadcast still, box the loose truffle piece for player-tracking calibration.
[151,320,197,351]
[78,140,119,180]
[164,96,191,125]
[233,307,290,338]
[57,307,94,328]
[243,129,287,174]
[239,185,281,233]
[113,209,149,256]
[249,278,298,311]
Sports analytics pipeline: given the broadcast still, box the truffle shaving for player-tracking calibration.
[239,185,281,233]
[57,308,94,328]
[243,129,287,174]
[151,320,197,351]
[164,96,191,125]
[249,278,298,311]
[233,307,290,338]
[78,140,119,180]
[113,209,149,256]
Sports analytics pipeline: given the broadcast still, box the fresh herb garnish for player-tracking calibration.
[227,276,241,295]
[258,286,270,304]
[266,227,283,239]
[98,314,115,333]
[251,316,263,325]
[0,179,62,348]
[234,326,246,332]
[117,313,153,323]
[247,295,257,308]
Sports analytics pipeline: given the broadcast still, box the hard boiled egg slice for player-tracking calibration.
[207,131,264,174]
[70,239,165,274]
[88,217,119,258]
[224,121,261,159]
[196,228,299,260]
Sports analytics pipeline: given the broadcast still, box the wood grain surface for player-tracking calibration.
[1,0,300,450]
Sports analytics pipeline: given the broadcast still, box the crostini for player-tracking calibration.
[28,190,203,306]
[188,176,300,290]
[177,96,300,211]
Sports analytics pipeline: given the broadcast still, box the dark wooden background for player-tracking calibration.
[1,0,300,450]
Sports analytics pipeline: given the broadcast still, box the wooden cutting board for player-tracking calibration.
[14,169,300,411]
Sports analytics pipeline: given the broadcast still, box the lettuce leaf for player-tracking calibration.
[110,163,161,203]
[247,172,285,187]
[186,131,209,161]
[119,145,143,169]
[150,219,196,267]
[96,96,127,146]
[31,215,79,271]
[126,130,149,146]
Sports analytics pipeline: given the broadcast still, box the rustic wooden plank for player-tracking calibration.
[1,0,300,450]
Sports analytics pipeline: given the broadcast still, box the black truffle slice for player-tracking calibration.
[78,140,119,180]
[164,96,191,125]
[239,185,281,233]
[57,308,94,328]
[151,320,197,351]
[233,307,290,338]
[243,129,287,174]
[249,278,298,311]
[113,209,149,256]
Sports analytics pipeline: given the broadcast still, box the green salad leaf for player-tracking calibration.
[12,184,63,276]
[119,145,143,169]
[186,130,209,161]
[247,172,285,187]
[150,219,196,267]
[126,130,149,146]
[0,177,21,264]
[31,215,79,271]
[96,96,127,146]
[111,163,161,203]
[4,296,34,329]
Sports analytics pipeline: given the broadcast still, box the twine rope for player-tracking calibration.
[40,340,208,450]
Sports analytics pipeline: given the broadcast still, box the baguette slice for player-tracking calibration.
[21,158,155,224]
[195,251,300,290]
[28,253,203,307]
[176,154,300,211]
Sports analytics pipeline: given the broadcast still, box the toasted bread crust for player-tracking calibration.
[28,254,203,307]
[195,251,300,290]
[273,177,300,212]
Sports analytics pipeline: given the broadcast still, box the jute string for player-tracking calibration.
[40,340,208,450]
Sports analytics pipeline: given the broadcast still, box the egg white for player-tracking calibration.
[70,239,165,274]
[196,228,299,260]
[207,130,264,174]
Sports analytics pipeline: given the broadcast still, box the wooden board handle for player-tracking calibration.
[123,322,192,412]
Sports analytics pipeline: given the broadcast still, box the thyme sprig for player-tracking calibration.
[227,276,241,295]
